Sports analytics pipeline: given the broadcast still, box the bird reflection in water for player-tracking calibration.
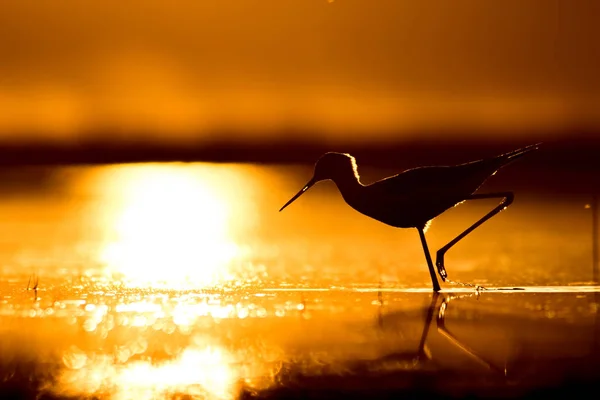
[368,292,508,376]
[436,294,510,377]
[368,290,440,370]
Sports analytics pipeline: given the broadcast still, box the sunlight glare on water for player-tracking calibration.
[59,345,237,400]
[85,164,252,288]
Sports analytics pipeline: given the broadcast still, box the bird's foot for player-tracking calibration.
[435,253,448,282]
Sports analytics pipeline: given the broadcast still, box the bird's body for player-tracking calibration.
[279,143,540,291]
[327,146,533,229]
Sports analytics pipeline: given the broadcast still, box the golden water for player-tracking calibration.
[0,163,598,399]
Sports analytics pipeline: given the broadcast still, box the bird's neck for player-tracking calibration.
[331,173,363,200]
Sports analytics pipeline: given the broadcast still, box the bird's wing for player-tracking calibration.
[357,144,540,225]
[367,165,468,198]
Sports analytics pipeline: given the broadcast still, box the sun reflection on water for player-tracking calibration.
[50,292,294,400]
[91,164,246,289]
[60,345,237,400]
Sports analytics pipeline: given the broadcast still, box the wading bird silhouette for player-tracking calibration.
[279,143,541,291]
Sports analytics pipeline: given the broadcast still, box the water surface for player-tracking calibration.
[0,163,598,399]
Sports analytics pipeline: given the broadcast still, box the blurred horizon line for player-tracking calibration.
[0,128,598,164]
[0,131,599,195]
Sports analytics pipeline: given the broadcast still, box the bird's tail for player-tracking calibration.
[498,142,542,162]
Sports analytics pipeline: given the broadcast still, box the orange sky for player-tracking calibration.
[0,0,599,143]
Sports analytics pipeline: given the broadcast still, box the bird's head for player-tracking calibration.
[313,152,358,182]
[279,152,358,212]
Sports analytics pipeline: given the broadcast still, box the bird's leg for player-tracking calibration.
[418,227,441,292]
[435,192,514,281]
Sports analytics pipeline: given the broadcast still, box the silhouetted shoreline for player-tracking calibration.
[0,131,596,164]
[1,131,598,195]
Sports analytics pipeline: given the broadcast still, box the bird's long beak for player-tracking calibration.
[279,178,316,212]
